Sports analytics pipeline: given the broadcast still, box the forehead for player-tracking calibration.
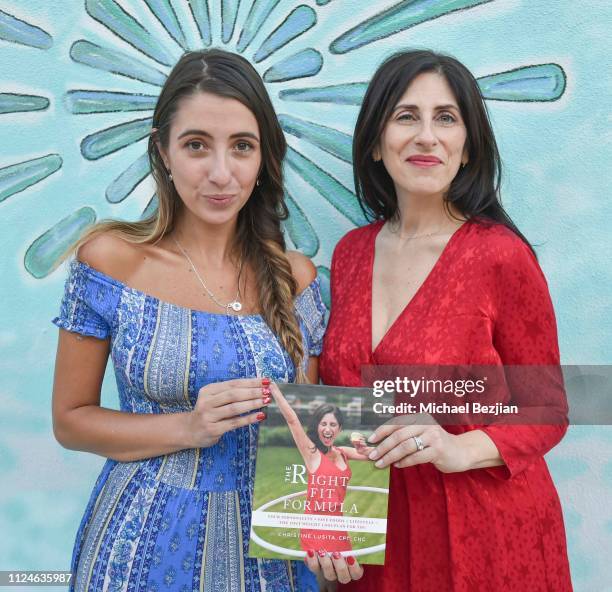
[320,413,338,423]
[170,91,259,136]
[395,71,459,107]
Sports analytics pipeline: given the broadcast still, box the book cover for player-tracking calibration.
[249,383,393,564]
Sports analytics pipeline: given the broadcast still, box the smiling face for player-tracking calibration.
[317,413,341,448]
[375,71,468,204]
[158,91,262,228]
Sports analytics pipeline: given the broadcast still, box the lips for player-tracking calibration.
[407,155,442,167]
[203,194,235,206]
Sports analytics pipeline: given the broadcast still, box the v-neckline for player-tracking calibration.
[368,220,468,356]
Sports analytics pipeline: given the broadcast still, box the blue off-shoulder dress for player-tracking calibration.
[53,260,326,592]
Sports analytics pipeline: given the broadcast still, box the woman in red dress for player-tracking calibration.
[318,50,572,591]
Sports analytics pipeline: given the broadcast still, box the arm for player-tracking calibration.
[53,331,268,462]
[474,238,568,479]
[338,445,375,461]
[269,383,319,471]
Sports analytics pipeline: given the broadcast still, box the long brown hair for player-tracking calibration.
[73,49,306,381]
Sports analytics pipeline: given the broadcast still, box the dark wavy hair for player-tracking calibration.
[353,49,532,251]
[307,404,344,454]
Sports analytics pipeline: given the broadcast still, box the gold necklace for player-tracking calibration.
[173,237,243,313]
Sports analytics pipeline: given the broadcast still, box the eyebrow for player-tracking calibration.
[176,129,260,141]
[393,103,459,112]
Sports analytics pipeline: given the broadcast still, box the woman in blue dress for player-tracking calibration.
[51,49,326,592]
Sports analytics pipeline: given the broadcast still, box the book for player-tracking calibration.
[248,383,393,565]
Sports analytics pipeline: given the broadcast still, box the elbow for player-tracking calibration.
[52,414,78,451]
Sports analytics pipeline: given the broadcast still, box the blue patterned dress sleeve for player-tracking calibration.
[52,260,118,339]
[295,277,328,357]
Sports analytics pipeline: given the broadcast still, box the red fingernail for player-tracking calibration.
[307,549,315,558]
[317,549,326,557]
[332,551,341,560]
[346,556,355,566]
[256,412,266,421]
[262,396,271,405]
[262,378,271,386]
[262,386,271,397]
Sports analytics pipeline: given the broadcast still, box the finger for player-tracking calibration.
[346,555,364,580]
[209,387,269,408]
[367,423,402,444]
[394,446,436,468]
[210,396,271,420]
[330,552,351,584]
[368,426,422,462]
[304,549,320,574]
[203,377,269,396]
[317,550,337,582]
[215,410,267,434]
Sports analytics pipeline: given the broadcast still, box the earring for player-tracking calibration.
[256,178,260,186]
[168,170,173,181]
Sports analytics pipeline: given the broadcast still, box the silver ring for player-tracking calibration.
[413,435,425,452]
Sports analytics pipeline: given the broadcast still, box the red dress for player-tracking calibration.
[319,220,572,591]
[300,448,353,553]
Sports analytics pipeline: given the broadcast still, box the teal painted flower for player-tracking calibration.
[1,1,567,295]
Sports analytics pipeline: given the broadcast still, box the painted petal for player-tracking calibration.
[142,194,159,219]
[106,154,151,203]
[65,90,158,114]
[81,117,153,161]
[25,207,97,279]
[285,146,365,226]
[237,0,280,52]
[283,190,319,257]
[188,0,212,46]
[143,0,188,50]
[253,5,316,63]
[330,0,492,54]
[221,0,241,43]
[0,155,62,203]
[279,83,367,105]
[478,64,566,102]
[85,0,177,66]
[279,114,351,163]
[264,49,322,82]
[70,40,167,86]
[0,93,49,114]
[0,9,52,49]
[316,265,330,308]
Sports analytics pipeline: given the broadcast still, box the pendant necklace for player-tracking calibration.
[173,237,243,313]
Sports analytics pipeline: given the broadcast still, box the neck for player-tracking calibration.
[172,209,238,266]
[390,190,463,239]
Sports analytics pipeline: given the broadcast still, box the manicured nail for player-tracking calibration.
[332,551,341,560]
[367,434,376,443]
[262,397,271,405]
[256,412,266,421]
[368,450,378,460]
[262,378,271,386]
[262,386,271,397]
[317,549,326,557]
[375,459,384,468]
[346,556,355,566]
[307,549,315,558]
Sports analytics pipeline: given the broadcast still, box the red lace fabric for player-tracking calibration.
[320,220,572,592]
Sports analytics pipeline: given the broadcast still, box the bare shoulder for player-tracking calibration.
[286,250,317,294]
[76,231,145,282]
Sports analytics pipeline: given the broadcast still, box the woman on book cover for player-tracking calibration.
[270,390,373,556]
[320,50,572,591]
[50,49,326,592]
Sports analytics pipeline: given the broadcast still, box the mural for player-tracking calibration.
[0,0,610,589]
